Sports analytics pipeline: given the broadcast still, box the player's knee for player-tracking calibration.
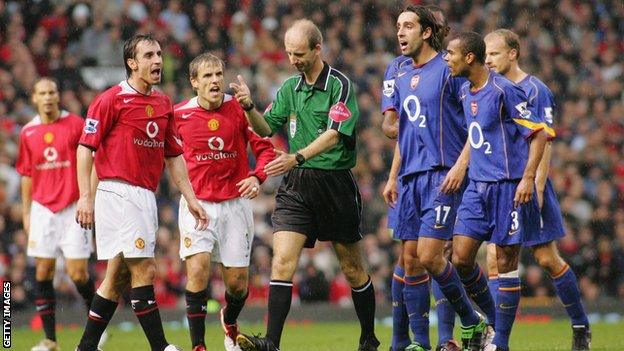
[69,269,89,285]
[340,262,366,286]
[271,255,297,280]
[534,252,564,275]
[451,252,474,277]
[497,255,520,273]
[187,263,209,287]
[227,281,248,298]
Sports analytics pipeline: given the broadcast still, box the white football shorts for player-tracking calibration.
[94,180,158,260]
[27,201,93,259]
[178,197,254,267]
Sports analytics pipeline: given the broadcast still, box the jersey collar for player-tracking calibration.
[294,61,330,92]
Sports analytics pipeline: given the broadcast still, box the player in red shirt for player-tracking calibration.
[16,78,96,351]
[175,53,275,351]
[74,34,208,351]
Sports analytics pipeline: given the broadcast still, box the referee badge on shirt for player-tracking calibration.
[289,114,297,137]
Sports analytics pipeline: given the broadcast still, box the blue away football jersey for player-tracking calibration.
[460,72,545,181]
[393,53,468,176]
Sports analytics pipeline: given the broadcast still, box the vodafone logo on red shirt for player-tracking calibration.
[133,121,163,148]
[328,102,352,122]
[146,121,159,138]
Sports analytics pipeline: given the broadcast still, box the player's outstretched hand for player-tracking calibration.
[514,176,534,207]
[382,178,398,207]
[264,149,297,176]
[230,75,253,110]
[187,199,209,230]
[440,163,466,194]
[237,176,261,199]
[76,196,94,230]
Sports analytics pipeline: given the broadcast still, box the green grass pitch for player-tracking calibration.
[10,320,624,350]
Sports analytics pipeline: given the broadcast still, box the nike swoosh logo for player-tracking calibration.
[89,310,103,318]
[508,229,519,235]
[397,71,407,77]
[434,224,445,229]
[123,98,135,103]
[25,130,35,136]
[181,112,194,119]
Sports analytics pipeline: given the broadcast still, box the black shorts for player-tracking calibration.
[271,168,363,248]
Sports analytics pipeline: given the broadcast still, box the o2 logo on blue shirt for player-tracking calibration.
[468,121,492,154]
[403,95,426,127]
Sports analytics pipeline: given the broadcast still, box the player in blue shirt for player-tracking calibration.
[382,6,462,351]
[381,6,460,351]
[385,6,495,351]
[483,29,591,351]
[444,32,549,351]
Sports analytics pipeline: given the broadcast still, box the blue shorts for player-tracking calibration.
[395,169,464,241]
[523,179,565,247]
[387,205,398,231]
[454,180,540,246]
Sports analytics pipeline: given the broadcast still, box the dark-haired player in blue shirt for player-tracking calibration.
[483,29,591,351]
[383,6,495,351]
[444,32,548,351]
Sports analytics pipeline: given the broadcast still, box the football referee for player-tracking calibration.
[231,18,380,351]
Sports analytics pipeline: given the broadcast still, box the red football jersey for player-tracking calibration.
[16,111,83,212]
[174,95,275,202]
[79,81,183,191]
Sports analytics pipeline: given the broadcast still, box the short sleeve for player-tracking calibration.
[381,61,398,113]
[164,111,183,157]
[16,132,31,176]
[328,78,359,137]
[531,80,556,139]
[504,83,544,139]
[263,83,290,134]
[79,93,117,150]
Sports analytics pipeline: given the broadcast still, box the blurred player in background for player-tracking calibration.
[74,34,208,351]
[234,19,380,351]
[17,77,96,351]
[445,31,548,351]
[174,53,275,351]
[381,5,459,351]
[484,28,591,351]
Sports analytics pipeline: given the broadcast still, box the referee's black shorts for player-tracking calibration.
[271,167,363,248]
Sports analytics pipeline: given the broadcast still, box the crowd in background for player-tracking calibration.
[0,0,623,313]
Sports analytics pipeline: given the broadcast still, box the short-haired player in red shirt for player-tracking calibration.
[74,34,208,351]
[16,78,96,351]
[174,53,275,351]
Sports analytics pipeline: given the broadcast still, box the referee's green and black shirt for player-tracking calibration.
[263,62,359,170]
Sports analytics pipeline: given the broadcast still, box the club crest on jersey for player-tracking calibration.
[135,238,145,250]
[207,119,219,131]
[329,102,352,122]
[410,75,420,89]
[383,79,395,97]
[289,114,297,137]
[43,132,54,144]
[145,104,154,117]
[84,118,98,134]
[471,101,478,116]
[184,237,192,248]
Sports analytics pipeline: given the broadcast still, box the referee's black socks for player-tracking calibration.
[130,285,168,351]
[35,280,56,342]
[78,293,117,351]
[351,276,377,343]
[266,280,293,347]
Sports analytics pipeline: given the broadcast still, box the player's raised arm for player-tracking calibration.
[230,75,272,137]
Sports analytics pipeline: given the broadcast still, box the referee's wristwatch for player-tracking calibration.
[295,152,306,166]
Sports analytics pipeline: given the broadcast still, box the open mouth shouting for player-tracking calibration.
[150,67,162,81]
